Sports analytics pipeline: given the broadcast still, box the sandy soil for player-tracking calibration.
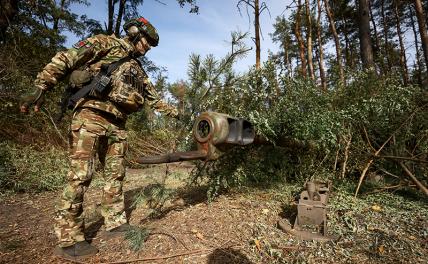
[1,163,427,264]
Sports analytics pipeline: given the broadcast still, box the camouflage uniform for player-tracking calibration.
[34,34,177,247]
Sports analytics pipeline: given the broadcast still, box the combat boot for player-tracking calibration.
[53,241,98,257]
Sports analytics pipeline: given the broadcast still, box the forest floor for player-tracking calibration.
[0,163,427,264]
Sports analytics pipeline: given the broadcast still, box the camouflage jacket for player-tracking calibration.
[34,34,177,120]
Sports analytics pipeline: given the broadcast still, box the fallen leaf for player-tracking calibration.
[262,209,269,215]
[254,239,262,251]
[196,232,204,240]
[378,245,385,254]
[409,235,416,240]
[371,205,382,212]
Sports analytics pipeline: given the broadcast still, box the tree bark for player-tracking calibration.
[381,0,392,69]
[255,0,261,69]
[295,0,307,78]
[114,0,126,36]
[369,0,381,72]
[305,0,315,80]
[393,1,409,85]
[414,0,428,70]
[283,37,292,79]
[324,0,344,84]
[341,16,351,69]
[107,0,115,35]
[52,0,66,31]
[358,0,375,70]
[0,0,19,41]
[409,5,423,85]
[316,0,327,90]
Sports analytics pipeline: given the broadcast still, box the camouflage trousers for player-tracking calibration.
[55,108,128,247]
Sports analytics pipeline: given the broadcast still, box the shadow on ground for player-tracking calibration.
[207,248,253,264]
[124,184,209,224]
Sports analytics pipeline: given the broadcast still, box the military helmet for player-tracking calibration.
[123,17,159,47]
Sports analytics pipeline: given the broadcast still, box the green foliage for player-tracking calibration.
[125,226,151,251]
[184,53,426,200]
[131,183,175,213]
[0,142,68,193]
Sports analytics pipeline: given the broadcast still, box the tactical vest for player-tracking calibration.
[107,59,146,113]
[68,57,146,114]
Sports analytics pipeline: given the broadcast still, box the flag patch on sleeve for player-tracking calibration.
[72,40,92,49]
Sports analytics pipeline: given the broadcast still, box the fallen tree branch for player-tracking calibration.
[398,162,428,196]
[378,168,400,179]
[363,183,417,195]
[374,155,428,164]
[363,126,376,152]
[102,248,211,264]
[354,104,426,197]
[354,134,394,197]
[341,131,352,179]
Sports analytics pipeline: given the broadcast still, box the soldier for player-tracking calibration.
[20,17,178,257]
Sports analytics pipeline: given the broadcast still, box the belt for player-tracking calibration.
[76,107,126,126]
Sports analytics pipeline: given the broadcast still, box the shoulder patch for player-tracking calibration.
[72,40,92,49]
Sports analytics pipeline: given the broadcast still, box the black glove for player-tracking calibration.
[20,88,45,113]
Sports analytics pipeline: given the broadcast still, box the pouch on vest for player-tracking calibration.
[69,70,92,89]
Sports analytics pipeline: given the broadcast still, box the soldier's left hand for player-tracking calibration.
[20,88,45,113]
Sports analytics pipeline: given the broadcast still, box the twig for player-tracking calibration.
[399,162,428,196]
[102,241,238,264]
[41,108,67,144]
[150,230,190,250]
[363,183,416,195]
[102,248,211,264]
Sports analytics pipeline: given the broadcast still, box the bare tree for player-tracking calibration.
[323,0,344,84]
[305,0,315,80]
[316,0,326,90]
[107,0,116,35]
[114,0,126,36]
[380,0,392,69]
[107,0,199,36]
[409,5,423,84]
[393,0,409,84]
[237,0,269,69]
[414,0,428,71]
[358,0,375,70]
[295,0,307,77]
[369,0,381,71]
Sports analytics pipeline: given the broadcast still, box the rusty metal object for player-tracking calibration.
[136,112,255,164]
[278,181,334,241]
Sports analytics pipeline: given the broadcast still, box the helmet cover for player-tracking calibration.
[123,17,159,47]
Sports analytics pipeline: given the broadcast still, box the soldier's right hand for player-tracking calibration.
[20,88,45,113]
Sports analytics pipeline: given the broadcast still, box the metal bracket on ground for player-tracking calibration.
[278,181,335,241]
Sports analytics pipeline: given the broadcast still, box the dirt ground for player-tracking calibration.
[1,163,427,264]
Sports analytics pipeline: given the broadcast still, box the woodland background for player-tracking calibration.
[0,0,427,200]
